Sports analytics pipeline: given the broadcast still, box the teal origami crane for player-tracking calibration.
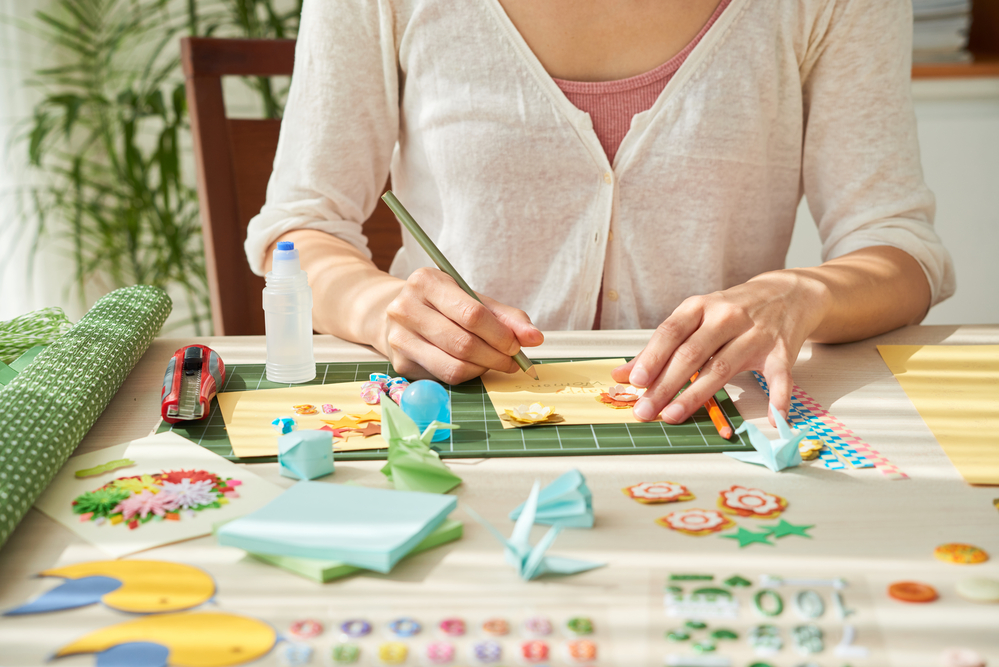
[508,469,593,528]
[464,481,604,581]
[380,398,462,494]
[724,404,810,472]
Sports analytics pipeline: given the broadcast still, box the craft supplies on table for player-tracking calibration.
[160,344,225,423]
[263,241,316,384]
[158,359,752,462]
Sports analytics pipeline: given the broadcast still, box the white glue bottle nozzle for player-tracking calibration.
[272,240,301,276]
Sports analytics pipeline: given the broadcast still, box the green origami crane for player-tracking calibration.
[380,398,462,494]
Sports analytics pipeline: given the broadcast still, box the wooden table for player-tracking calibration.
[1,326,997,667]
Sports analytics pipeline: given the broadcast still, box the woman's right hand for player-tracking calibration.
[384,267,544,384]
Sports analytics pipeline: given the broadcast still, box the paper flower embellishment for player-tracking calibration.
[798,438,824,460]
[656,508,736,536]
[159,479,219,509]
[623,481,695,504]
[597,384,645,409]
[112,490,178,523]
[717,485,788,520]
[501,403,565,427]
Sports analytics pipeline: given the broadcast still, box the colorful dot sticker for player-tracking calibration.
[519,639,550,663]
[331,643,360,664]
[480,617,509,636]
[471,639,502,663]
[522,616,552,636]
[934,543,989,565]
[288,619,323,640]
[565,616,594,636]
[340,619,372,638]
[438,617,466,637]
[424,641,455,664]
[377,642,408,664]
[565,639,598,662]
[387,617,421,638]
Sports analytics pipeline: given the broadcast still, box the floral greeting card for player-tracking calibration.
[34,432,284,557]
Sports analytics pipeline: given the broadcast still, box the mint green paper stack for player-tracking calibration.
[0,286,171,550]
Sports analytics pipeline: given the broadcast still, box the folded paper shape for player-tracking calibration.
[501,403,564,427]
[216,482,457,573]
[278,431,335,481]
[724,405,809,472]
[465,481,604,581]
[508,469,593,528]
[248,519,463,583]
[380,397,461,494]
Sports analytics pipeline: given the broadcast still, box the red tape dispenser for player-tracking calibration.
[161,345,225,423]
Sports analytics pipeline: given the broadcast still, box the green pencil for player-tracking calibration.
[381,191,539,381]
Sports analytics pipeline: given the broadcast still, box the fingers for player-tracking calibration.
[386,325,492,385]
[632,324,730,422]
[480,294,545,349]
[627,312,700,388]
[611,358,636,384]
[762,355,793,427]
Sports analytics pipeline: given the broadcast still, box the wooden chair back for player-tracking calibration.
[181,37,401,335]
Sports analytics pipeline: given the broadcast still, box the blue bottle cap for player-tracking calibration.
[277,241,295,250]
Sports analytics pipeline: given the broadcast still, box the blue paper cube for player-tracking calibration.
[278,431,335,480]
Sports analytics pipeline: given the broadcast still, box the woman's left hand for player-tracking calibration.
[611,270,828,427]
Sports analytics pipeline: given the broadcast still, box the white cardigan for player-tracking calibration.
[245,0,955,331]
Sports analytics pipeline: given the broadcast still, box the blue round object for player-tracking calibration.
[400,380,451,442]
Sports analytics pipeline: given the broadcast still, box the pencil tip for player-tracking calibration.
[525,367,539,381]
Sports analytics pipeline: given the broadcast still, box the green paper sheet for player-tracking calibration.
[0,286,171,550]
[248,519,463,582]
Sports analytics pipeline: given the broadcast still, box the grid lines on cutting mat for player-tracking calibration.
[157,359,751,462]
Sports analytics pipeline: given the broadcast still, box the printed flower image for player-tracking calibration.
[656,508,736,536]
[622,481,695,504]
[71,468,240,531]
[717,485,788,519]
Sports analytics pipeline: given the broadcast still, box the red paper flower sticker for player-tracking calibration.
[159,469,222,486]
[623,481,695,504]
[717,485,788,519]
[656,508,736,536]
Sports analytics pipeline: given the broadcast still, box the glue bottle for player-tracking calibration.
[264,241,316,383]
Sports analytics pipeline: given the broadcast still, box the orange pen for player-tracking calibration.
[690,371,734,440]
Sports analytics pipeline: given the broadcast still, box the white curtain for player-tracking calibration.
[0,0,84,322]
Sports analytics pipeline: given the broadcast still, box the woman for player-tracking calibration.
[246,0,954,426]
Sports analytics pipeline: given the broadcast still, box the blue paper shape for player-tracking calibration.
[216,482,457,573]
[508,469,593,528]
[724,405,809,472]
[271,417,296,435]
[5,576,122,616]
[94,642,169,667]
[465,482,604,581]
[278,431,335,480]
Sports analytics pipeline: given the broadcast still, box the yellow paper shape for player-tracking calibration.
[349,410,382,424]
[56,611,276,666]
[878,344,999,486]
[481,359,660,429]
[40,560,215,613]
[217,382,389,458]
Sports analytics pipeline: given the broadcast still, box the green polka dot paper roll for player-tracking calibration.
[0,285,171,550]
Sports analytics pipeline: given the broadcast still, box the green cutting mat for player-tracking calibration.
[157,359,752,462]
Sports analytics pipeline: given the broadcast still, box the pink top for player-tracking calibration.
[553,0,732,163]
[552,0,732,329]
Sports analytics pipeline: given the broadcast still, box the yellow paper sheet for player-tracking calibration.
[878,344,999,486]
[481,359,658,428]
[217,382,389,458]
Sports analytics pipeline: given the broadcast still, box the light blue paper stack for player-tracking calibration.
[217,482,457,573]
[509,469,593,528]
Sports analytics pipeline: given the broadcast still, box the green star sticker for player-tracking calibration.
[762,519,814,539]
[721,527,774,548]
